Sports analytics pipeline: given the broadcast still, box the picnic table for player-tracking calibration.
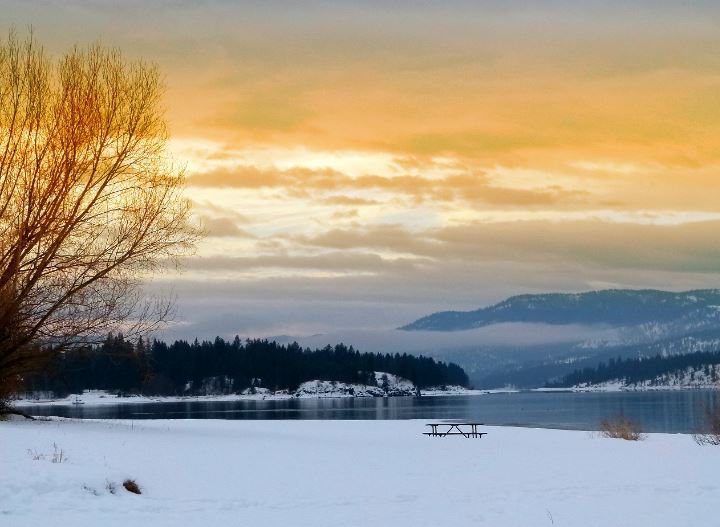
[424,422,487,438]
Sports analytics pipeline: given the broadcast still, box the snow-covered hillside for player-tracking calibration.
[397,289,720,388]
[1,418,717,526]
[574,365,720,391]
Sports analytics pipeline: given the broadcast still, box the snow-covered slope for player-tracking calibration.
[575,365,720,391]
[398,288,720,388]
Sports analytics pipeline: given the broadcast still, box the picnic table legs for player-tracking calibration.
[424,423,487,437]
[446,424,470,438]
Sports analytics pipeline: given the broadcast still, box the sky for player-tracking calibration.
[5,1,720,339]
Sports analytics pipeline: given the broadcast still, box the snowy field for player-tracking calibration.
[1,418,717,527]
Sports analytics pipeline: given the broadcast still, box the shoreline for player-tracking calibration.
[535,385,720,393]
[11,387,501,407]
[13,384,719,407]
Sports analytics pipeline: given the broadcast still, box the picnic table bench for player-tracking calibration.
[424,422,487,438]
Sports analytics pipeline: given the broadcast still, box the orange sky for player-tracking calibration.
[7,1,720,336]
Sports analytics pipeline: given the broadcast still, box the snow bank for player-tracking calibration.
[12,389,293,406]
[1,418,717,527]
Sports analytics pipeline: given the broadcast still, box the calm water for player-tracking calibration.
[21,390,720,433]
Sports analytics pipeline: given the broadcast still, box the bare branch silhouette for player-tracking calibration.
[0,31,197,405]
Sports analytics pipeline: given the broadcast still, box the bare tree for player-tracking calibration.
[0,32,197,414]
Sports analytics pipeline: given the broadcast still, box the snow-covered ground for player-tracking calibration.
[1,418,717,526]
[12,376,488,407]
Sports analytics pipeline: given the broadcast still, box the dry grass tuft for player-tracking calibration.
[51,443,66,463]
[27,443,67,462]
[599,415,646,441]
[123,479,141,495]
[26,448,44,460]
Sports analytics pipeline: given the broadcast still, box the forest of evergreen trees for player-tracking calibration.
[547,350,720,387]
[23,334,469,396]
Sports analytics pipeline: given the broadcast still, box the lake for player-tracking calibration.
[20,390,720,433]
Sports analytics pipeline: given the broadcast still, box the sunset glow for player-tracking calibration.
[10,1,720,336]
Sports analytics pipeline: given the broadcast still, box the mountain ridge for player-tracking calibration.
[400,288,720,332]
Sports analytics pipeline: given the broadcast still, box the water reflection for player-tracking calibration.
[21,390,720,433]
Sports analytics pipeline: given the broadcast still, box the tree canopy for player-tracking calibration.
[0,32,196,405]
[25,335,470,396]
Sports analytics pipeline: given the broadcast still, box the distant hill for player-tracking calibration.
[546,350,720,389]
[400,289,720,331]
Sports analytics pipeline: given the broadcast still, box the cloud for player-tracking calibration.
[322,195,382,206]
[186,165,584,207]
[289,219,720,274]
[19,0,720,337]
[199,216,256,238]
[187,166,289,189]
[17,0,720,169]
[152,259,720,337]
[182,252,431,273]
[291,224,438,254]
[154,217,720,338]
[193,200,251,223]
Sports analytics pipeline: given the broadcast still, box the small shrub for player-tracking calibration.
[599,415,646,441]
[123,479,141,495]
[693,404,720,446]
